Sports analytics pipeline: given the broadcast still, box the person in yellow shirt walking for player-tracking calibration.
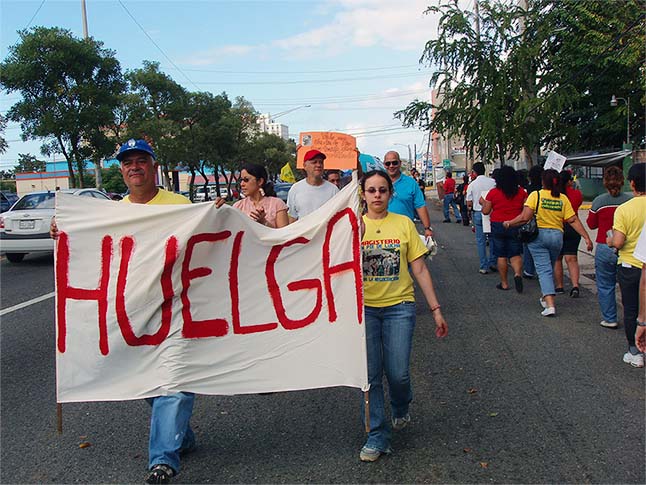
[608,163,646,368]
[503,169,592,317]
[359,170,448,463]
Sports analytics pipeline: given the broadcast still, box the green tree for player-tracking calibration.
[0,27,125,187]
[397,0,645,165]
[101,164,127,194]
[0,115,8,155]
[15,153,46,173]
[125,61,187,188]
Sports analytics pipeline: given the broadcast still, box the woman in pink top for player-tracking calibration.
[554,170,584,297]
[233,163,288,228]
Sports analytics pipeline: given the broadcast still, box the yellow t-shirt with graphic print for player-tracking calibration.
[123,189,191,205]
[525,189,575,232]
[361,212,428,307]
[613,196,646,269]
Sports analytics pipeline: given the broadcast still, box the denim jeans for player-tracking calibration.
[527,228,563,297]
[523,243,535,276]
[472,211,496,270]
[594,243,618,323]
[443,193,462,222]
[147,392,196,473]
[363,302,416,451]
[617,265,642,351]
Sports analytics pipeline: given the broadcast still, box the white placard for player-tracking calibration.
[544,150,567,172]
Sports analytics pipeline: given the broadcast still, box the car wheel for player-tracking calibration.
[6,253,26,263]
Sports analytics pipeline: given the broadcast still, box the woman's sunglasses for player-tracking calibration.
[365,187,389,194]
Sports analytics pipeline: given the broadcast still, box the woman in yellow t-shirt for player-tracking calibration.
[359,170,448,463]
[607,163,646,368]
[504,169,592,317]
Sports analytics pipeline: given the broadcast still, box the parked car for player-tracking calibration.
[0,191,18,213]
[0,188,111,263]
[194,185,229,202]
[273,182,293,203]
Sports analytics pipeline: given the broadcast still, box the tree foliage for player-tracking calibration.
[0,27,125,186]
[397,0,645,166]
[15,153,46,173]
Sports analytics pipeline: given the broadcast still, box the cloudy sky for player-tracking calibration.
[1,0,454,171]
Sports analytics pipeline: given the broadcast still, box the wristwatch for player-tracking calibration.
[424,226,433,231]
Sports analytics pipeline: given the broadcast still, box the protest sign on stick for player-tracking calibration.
[55,179,368,403]
[544,150,567,172]
[297,132,357,169]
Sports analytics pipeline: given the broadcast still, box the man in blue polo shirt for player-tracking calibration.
[383,150,433,238]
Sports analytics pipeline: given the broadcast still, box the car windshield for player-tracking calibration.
[13,193,55,210]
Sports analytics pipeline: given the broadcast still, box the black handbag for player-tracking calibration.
[518,193,540,243]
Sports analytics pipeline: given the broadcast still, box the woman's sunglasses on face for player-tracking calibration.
[384,161,400,167]
[365,187,389,194]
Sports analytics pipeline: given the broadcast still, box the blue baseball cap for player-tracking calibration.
[116,139,156,161]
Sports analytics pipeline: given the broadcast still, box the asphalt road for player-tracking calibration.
[1,201,644,484]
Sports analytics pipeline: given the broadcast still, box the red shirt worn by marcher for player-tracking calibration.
[485,187,528,222]
[564,186,583,212]
[443,177,456,194]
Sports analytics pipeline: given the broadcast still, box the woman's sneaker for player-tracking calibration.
[622,352,645,368]
[541,307,556,317]
[359,445,392,462]
[599,320,618,329]
[392,413,411,431]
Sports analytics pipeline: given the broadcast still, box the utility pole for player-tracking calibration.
[81,0,103,189]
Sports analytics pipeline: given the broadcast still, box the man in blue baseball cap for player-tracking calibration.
[51,138,225,484]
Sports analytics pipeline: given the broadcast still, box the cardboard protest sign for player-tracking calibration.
[54,179,367,402]
[544,150,567,172]
[297,132,357,169]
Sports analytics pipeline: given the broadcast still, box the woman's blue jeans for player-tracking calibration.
[147,392,196,473]
[363,302,416,451]
[527,228,563,297]
[594,243,618,323]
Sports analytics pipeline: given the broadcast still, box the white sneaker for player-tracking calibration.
[539,297,548,309]
[541,307,556,317]
[600,320,618,329]
[623,352,645,368]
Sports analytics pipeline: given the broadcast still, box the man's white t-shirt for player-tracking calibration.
[633,221,646,264]
[466,175,496,211]
[286,179,339,220]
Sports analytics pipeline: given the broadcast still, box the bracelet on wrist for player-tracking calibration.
[637,320,646,327]
[430,304,441,312]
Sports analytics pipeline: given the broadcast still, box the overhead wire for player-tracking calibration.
[24,0,46,30]
[117,0,201,91]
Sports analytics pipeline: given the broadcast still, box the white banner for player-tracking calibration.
[55,179,367,403]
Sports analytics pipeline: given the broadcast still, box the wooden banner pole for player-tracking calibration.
[56,403,63,434]
[363,390,370,433]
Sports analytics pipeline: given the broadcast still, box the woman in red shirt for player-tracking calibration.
[481,166,527,292]
[554,170,584,297]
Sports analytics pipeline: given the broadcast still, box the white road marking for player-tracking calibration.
[0,291,55,317]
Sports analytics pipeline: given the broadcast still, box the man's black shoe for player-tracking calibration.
[442,220,451,223]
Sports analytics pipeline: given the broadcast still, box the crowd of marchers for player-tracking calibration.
[439,161,646,371]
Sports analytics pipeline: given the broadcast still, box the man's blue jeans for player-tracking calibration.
[443,193,462,222]
[147,392,196,473]
[528,228,563,297]
[594,243,618,323]
[472,211,495,270]
[363,302,416,452]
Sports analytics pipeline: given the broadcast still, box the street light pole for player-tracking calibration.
[610,95,630,145]
[394,143,412,166]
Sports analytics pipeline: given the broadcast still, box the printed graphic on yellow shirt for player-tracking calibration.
[362,238,401,282]
[541,198,563,212]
